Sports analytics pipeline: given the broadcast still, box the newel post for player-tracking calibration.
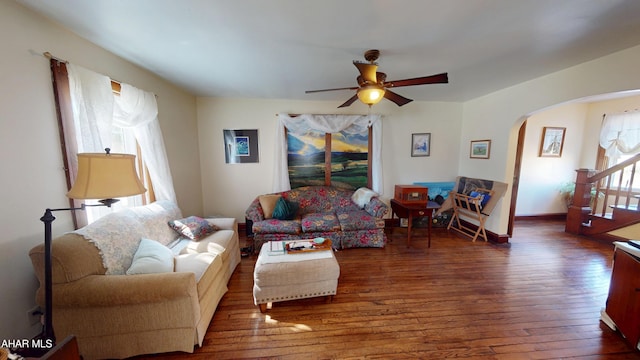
[565,168,594,234]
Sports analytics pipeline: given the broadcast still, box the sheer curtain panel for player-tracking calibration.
[600,111,640,163]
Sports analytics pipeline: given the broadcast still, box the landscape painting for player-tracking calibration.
[330,131,369,189]
[287,129,368,189]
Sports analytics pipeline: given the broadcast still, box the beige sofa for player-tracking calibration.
[28,200,241,360]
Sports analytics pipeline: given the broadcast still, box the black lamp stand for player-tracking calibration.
[38,199,119,349]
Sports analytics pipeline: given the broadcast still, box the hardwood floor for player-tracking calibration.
[132,220,640,359]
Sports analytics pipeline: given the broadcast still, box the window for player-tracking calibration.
[49,60,156,227]
[275,113,382,194]
[597,111,640,195]
[84,120,155,223]
[287,128,371,189]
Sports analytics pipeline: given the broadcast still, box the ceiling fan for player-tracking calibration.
[305,49,448,108]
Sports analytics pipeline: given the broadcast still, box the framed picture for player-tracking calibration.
[223,129,259,163]
[470,139,491,159]
[411,133,431,157]
[539,127,566,157]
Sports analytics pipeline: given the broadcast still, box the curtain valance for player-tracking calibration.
[600,110,640,163]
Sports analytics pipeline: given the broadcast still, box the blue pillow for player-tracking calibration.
[272,197,299,220]
[469,191,491,209]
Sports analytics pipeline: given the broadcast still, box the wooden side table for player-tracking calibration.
[390,199,440,247]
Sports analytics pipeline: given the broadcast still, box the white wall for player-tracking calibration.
[516,103,588,216]
[463,45,640,235]
[197,98,463,220]
[0,1,201,340]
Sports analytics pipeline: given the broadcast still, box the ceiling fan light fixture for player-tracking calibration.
[357,84,385,106]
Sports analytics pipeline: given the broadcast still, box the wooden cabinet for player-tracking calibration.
[604,243,640,349]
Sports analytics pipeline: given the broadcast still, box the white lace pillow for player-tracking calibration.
[351,187,378,208]
[126,238,174,275]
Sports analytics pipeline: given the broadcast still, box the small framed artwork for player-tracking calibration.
[470,139,491,159]
[223,129,259,164]
[539,127,566,157]
[411,133,431,157]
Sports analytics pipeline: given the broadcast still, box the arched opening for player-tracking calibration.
[508,90,640,237]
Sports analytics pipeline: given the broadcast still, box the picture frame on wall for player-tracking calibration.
[223,129,259,163]
[539,127,566,157]
[411,133,431,157]
[470,139,491,159]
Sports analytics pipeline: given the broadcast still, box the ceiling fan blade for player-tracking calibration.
[354,62,378,84]
[385,72,448,88]
[306,86,359,94]
[384,90,413,106]
[338,94,359,108]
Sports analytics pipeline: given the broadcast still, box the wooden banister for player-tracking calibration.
[565,153,640,235]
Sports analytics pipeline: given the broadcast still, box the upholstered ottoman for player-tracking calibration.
[253,241,340,312]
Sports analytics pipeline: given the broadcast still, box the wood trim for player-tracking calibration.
[325,133,331,185]
[514,213,567,221]
[508,119,527,237]
[49,59,79,229]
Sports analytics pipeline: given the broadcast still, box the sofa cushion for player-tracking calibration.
[259,194,281,219]
[126,238,174,275]
[175,251,223,284]
[179,229,237,264]
[337,210,385,231]
[169,216,218,240]
[253,219,302,235]
[301,213,341,232]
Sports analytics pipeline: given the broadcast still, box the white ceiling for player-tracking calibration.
[16,0,640,105]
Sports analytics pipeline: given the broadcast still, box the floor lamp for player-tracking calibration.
[39,149,146,349]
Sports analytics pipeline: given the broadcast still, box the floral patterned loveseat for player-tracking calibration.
[245,186,388,251]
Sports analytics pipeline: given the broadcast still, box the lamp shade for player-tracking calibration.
[66,152,147,200]
[357,84,385,106]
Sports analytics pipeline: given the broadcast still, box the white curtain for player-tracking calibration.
[600,111,640,163]
[113,84,176,203]
[274,113,383,194]
[67,64,177,215]
[66,64,114,180]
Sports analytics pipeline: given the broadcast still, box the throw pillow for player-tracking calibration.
[351,187,378,208]
[259,194,281,219]
[469,191,491,209]
[272,196,299,220]
[126,238,174,275]
[168,216,218,240]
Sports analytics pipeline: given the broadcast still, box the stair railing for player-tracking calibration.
[566,153,640,234]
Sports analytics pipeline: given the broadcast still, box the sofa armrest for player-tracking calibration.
[206,217,238,232]
[365,197,389,218]
[245,197,265,223]
[46,272,198,308]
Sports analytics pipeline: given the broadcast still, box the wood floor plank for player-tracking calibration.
[129,220,640,359]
